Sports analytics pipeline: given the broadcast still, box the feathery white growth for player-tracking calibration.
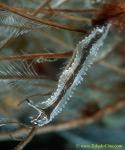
[0,10,44,34]
[28,24,111,126]
[50,0,67,8]
[0,10,45,48]
[0,0,67,49]
[0,61,38,79]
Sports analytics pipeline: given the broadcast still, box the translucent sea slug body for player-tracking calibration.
[28,24,111,126]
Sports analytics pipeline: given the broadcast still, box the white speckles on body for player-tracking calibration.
[30,24,111,126]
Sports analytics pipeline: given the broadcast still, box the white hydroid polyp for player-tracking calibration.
[28,24,111,126]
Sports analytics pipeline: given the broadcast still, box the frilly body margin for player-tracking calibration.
[28,23,111,126]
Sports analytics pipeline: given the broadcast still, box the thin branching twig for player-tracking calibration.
[14,127,37,150]
[100,60,125,75]
[0,100,124,141]
[0,3,87,33]
[0,51,73,61]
